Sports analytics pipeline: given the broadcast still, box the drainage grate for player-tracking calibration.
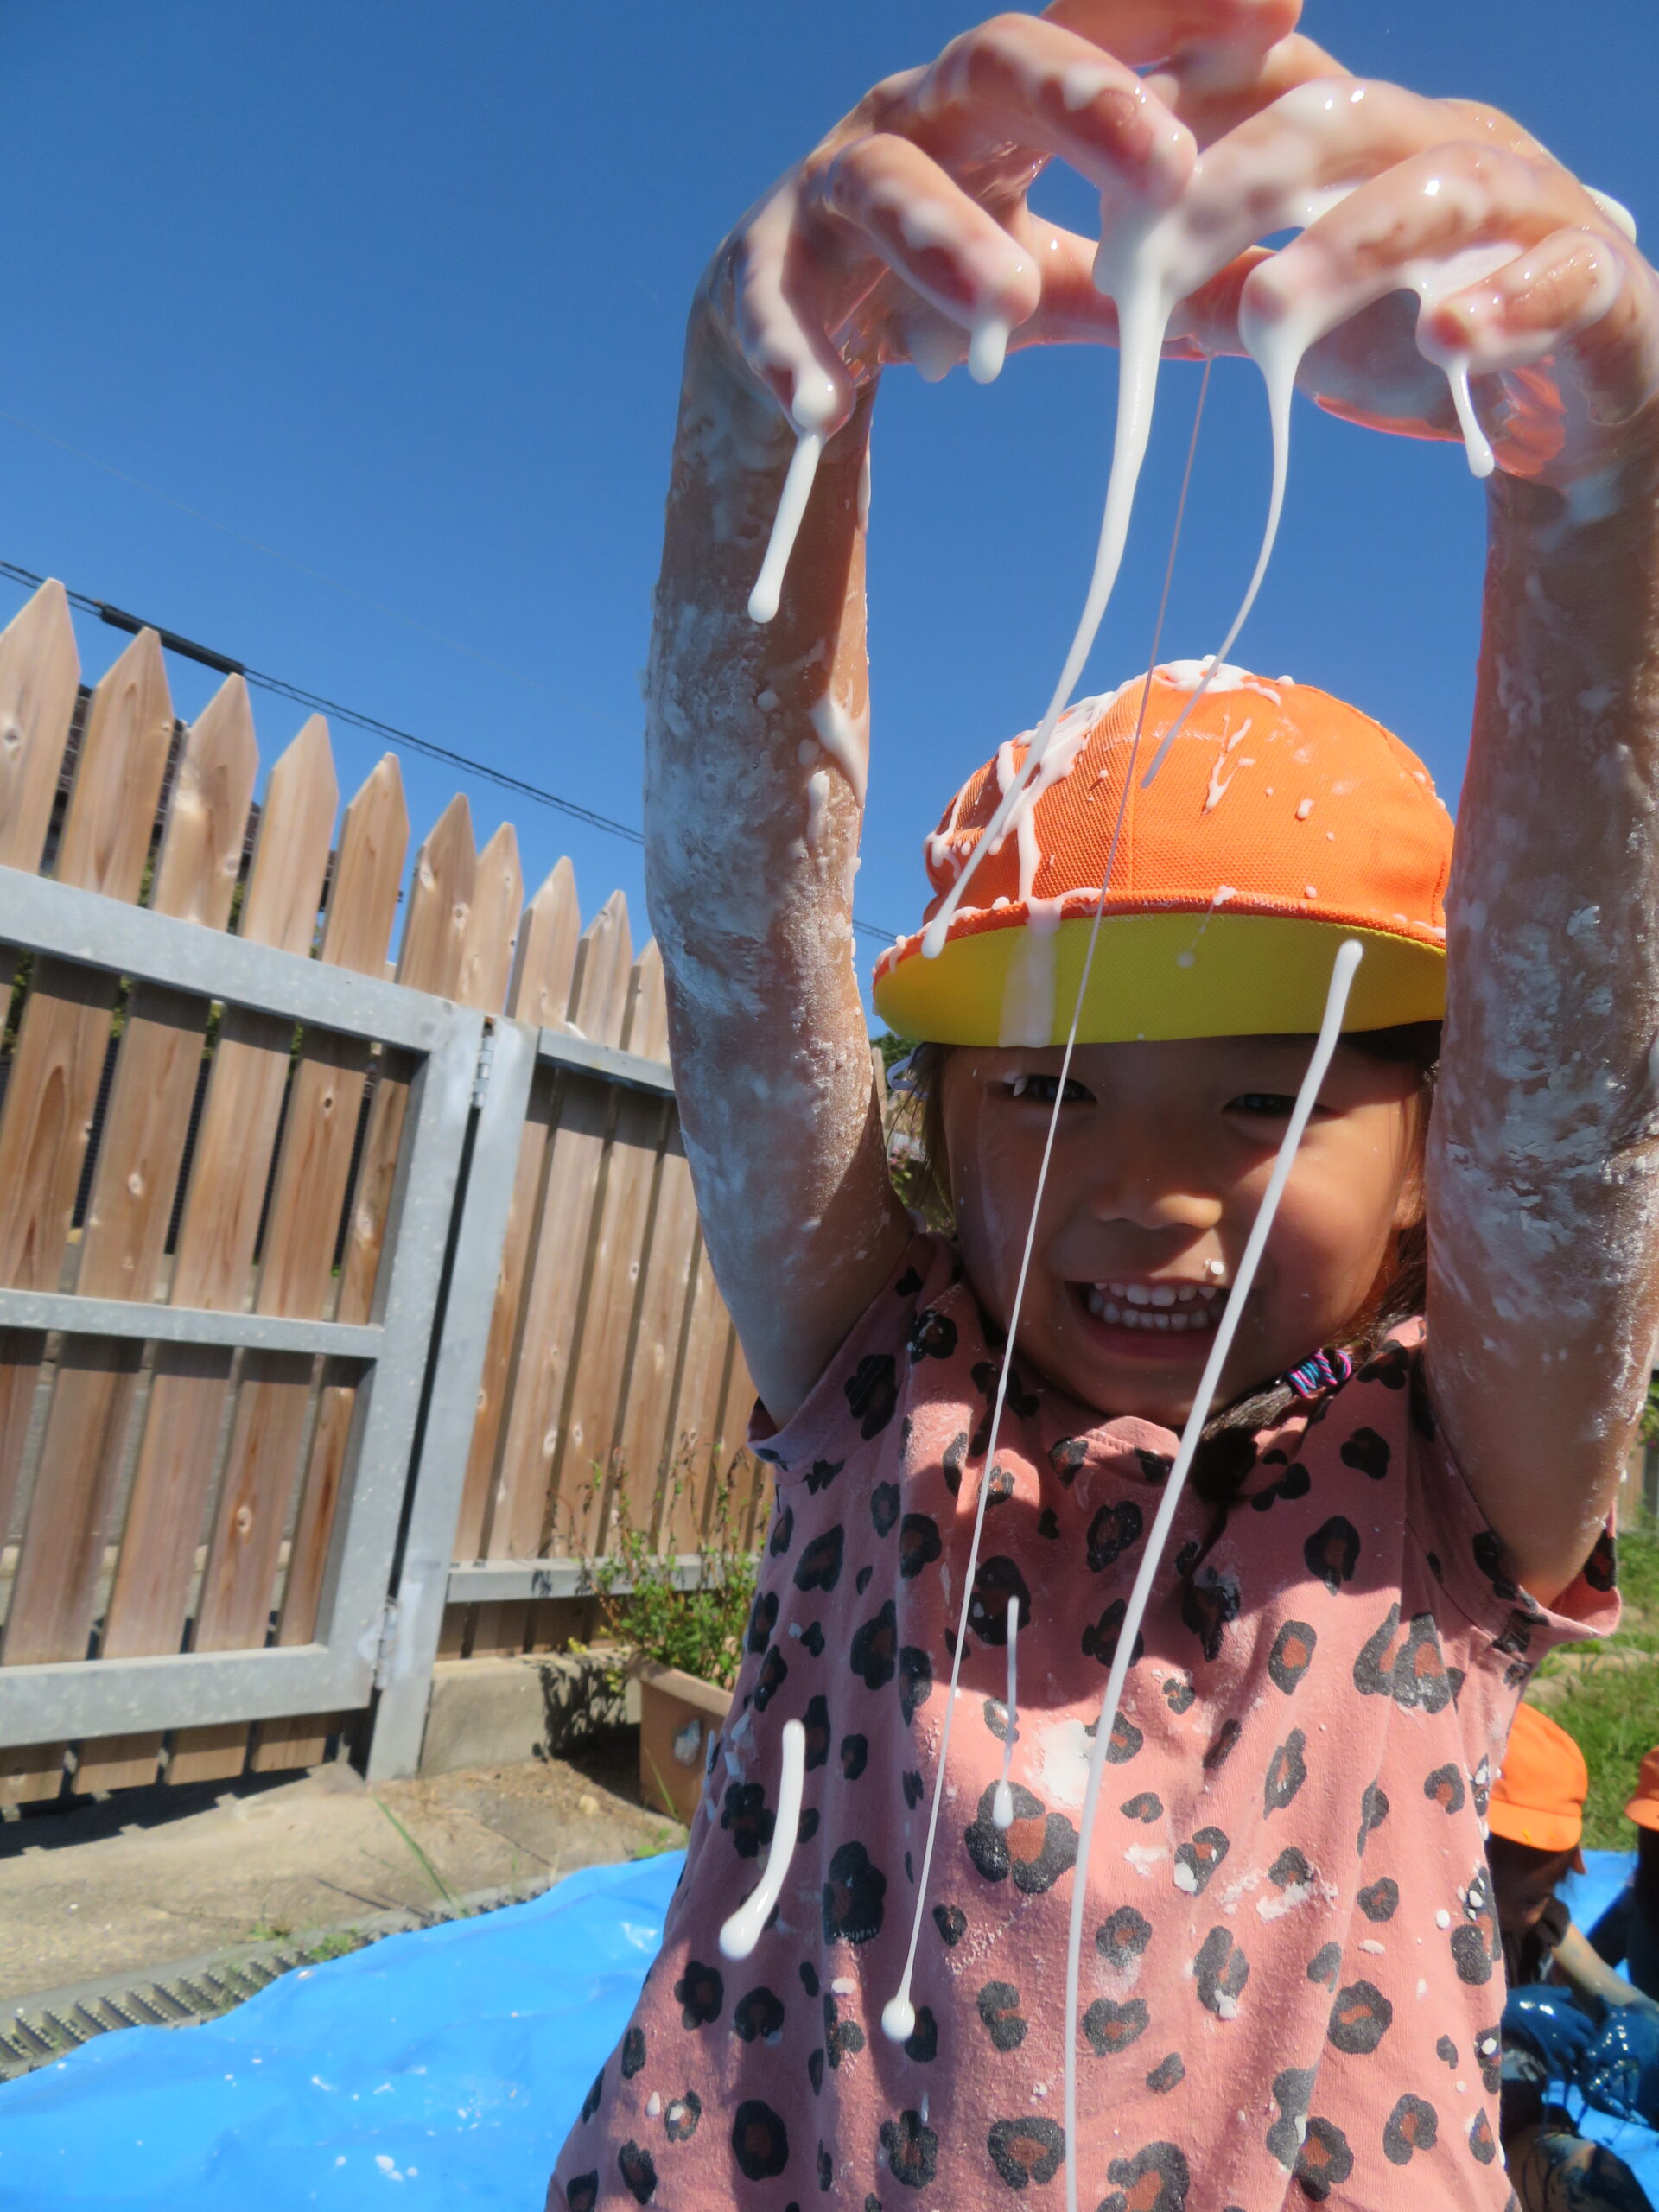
[0,1875,552,2083]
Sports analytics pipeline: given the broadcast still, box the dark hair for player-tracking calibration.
[889,1023,1440,1531]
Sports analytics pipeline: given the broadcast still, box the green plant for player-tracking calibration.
[576,1460,757,1692]
[1641,1378,1659,1450]
[1537,1522,1659,1847]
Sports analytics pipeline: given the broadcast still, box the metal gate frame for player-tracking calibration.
[0,862,480,1754]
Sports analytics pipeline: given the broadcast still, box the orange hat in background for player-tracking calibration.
[1625,1747,1659,1833]
[872,664,1454,1046]
[1489,1703,1589,1853]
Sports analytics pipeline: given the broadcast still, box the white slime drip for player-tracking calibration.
[718,1718,805,1961]
[1059,939,1363,2212]
[992,1591,1021,1832]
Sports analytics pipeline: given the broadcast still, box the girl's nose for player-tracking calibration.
[1083,1147,1224,1236]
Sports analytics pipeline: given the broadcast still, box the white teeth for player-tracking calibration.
[1170,1312,1188,1332]
[1177,1286,1196,1303]
[1104,1301,1121,1324]
[1149,1285,1176,1308]
[1126,1284,1153,1307]
[1154,1313,1170,1330]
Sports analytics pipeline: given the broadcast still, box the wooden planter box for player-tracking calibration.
[637,1662,734,1826]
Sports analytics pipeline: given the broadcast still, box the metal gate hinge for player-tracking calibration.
[371,1598,402,1692]
[472,1028,497,1109]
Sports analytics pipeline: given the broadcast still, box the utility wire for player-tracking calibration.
[0,556,899,948]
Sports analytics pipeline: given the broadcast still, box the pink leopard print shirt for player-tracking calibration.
[550,1235,1614,2212]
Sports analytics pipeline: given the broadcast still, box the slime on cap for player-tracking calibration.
[872,665,1454,1048]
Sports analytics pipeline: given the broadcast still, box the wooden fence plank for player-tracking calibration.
[0,632,177,1798]
[671,1239,735,1548]
[0,580,80,882]
[617,1111,703,1548]
[471,893,632,1654]
[245,789,472,1774]
[171,752,410,1786]
[74,716,335,1792]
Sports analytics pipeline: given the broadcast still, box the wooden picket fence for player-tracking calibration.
[0,579,760,1801]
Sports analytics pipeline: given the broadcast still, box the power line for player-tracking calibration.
[0,557,899,947]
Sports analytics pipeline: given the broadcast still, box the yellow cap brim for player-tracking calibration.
[873,912,1446,1046]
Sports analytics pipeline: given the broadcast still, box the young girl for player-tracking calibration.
[550,3,1659,2205]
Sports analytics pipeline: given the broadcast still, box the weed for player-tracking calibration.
[1538,1524,1659,1847]
[373,1798,457,1909]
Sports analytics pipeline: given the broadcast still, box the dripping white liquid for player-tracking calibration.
[992,1591,1021,1831]
[718,1718,806,1961]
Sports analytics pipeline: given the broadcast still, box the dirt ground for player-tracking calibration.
[0,1729,683,2011]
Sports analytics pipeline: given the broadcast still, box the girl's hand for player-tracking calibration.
[703,0,1318,437]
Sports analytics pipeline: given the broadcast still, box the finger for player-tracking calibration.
[1042,0,1300,74]
[1149,30,1349,146]
[902,14,1193,204]
[817,131,1041,346]
[728,184,861,436]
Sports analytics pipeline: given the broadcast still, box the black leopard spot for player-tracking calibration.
[1163,1674,1196,1715]
[1450,1923,1496,1986]
[1468,2110,1497,2165]
[818,2142,834,2192]
[908,1306,958,1363]
[895,1266,924,1298]
[1473,2024,1502,2093]
[1203,1718,1243,1770]
[1264,1730,1308,1815]
[984,1463,1016,1509]
[673,1960,723,2028]
[1121,1792,1162,1823]
[897,1514,943,1582]
[753,1646,789,1712]
[617,2143,658,2204]
[823,1840,886,1946]
[622,2025,646,2077]
[1353,1606,1455,1712]
[1049,1437,1088,1486]
[1304,1516,1360,1594]
[1383,2094,1437,2165]
[969,1556,1033,1646]
[1356,1781,1390,1858]
[1339,1427,1391,1481]
[851,1602,897,1689]
[1357,1878,1399,1923]
[1266,2065,1316,2170]
[871,1483,900,1537]
[1294,2119,1353,2201]
[976,1980,1027,2051]
[1173,1827,1230,1897]
[905,2006,937,2063]
[1135,1448,1173,1486]
[1145,2051,1185,2094]
[846,1353,898,1439]
[1038,1506,1061,1539]
[747,1589,779,1654]
[1193,1927,1249,2017]
[855,1564,873,1595]
[798,1808,820,1844]
[1106,1712,1144,1764]
[987,2117,1065,2189]
[1436,2033,1458,2068]
[1471,1526,1519,1601]
[1359,1341,1410,1390]
[1424,1763,1465,1814]
[804,1457,845,1496]
[1181,1567,1241,1662]
[899,1646,933,1724]
[721,1782,775,1859]
[1585,1525,1618,1592]
[1087,1500,1145,1572]
[1249,1462,1312,1513]
[769,1504,795,1556]
[664,2091,702,2143]
[581,2069,606,2120]
[795,1529,844,1592]
[966,1781,1078,1894]
[807,2049,823,2094]
[1084,1997,1149,2054]
[1306,1942,1342,1989]
[732,2100,791,2181]
[1096,1904,1154,1968]
[1099,2140,1189,2212]
[1270,1847,1313,1890]
[799,1961,820,1996]
[1268,1620,1318,1694]
[841,1732,868,1781]
[794,1699,831,1776]
[879,2110,938,2190]
[565,2170,599,2212]
[983,1696,1018,1745]
[734,1986,786,2044]
[823,1991,866,2069]
[942,1433,969,1497]
[1082,1597,1145,1671]
[1327,1980,1393,2056]
[933,1903,967,1946]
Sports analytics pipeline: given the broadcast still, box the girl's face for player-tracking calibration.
[940,1034,1424,1429]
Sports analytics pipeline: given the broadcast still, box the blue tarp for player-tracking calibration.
[3,1843,1658,2209]
[0,1850,683,2212]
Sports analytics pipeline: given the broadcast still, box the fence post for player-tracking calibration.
[365,1014,539,1780]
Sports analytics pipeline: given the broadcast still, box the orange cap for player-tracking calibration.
[1488,1703,1588,1853]
[871,664,1453,1046]
[1625,1746,1659,1833]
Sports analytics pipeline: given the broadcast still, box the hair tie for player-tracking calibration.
[1286,1346,1354,1402]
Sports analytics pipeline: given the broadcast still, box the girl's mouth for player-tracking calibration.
[1071,1280,1227,1356]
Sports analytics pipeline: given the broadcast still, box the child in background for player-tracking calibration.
[550,2,1659,2207]
[1489,1705,1654,2208]
[1592,1750,1659,2001]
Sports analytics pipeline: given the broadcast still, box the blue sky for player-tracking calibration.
[1,2,1653,1014]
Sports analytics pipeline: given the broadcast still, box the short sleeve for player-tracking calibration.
[747,1231,957,1482]
[1401,1332,1620,1667]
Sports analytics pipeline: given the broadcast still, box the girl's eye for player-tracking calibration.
[1227,1091,1300,1118]
[1007,1074,1092,1105]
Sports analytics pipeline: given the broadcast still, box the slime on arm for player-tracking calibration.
[992,1591,1021,1832]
